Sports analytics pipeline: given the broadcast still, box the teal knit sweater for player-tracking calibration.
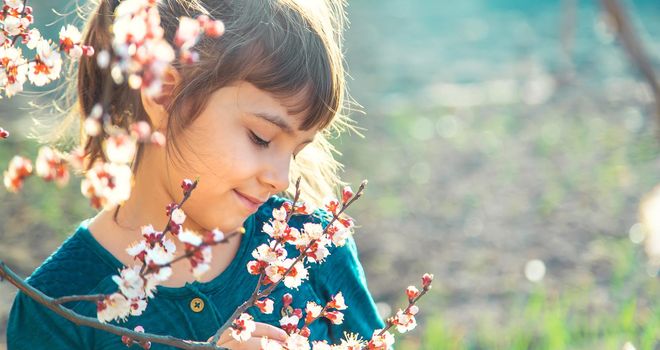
[7,195,384,349]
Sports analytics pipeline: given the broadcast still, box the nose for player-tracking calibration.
[260,154,291,194]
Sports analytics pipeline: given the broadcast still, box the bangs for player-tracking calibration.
[243,29,338,132]
[191,0,342,132]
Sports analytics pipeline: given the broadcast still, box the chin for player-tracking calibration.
[218,212,251,234]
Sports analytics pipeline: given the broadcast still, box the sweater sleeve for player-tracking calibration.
[6,224,118,349]
[310,232,385,344]
[7,291,86,349]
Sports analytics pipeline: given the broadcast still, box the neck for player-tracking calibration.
[102,148,206,246]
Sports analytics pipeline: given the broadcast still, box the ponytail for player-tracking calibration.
[77,0,148,172]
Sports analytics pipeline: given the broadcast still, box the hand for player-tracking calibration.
[209,322,288,349]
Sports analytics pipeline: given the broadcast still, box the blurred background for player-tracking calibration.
[1,0,660,349]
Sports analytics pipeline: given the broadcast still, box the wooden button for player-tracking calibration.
[281,305,294,317]
[190,297,204,312]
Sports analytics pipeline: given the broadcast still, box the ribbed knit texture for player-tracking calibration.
[7,195,384,349]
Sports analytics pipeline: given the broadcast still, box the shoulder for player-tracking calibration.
[25,221,118,299]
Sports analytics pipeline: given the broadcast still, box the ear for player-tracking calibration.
[140,66,181,131]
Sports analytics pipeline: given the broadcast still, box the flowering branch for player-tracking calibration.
[379,273,433,336]
[1,1,436,348]
[207,178,307,345]
[210,180,367,345]
[0,261,226,350]
[53,294,105,305]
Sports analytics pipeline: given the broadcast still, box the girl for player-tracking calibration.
[6,0,384,349]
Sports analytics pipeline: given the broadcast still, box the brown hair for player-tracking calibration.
[45,0,359,209]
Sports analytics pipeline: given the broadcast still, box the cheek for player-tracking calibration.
[171,135,261,232]
[176,124,262,188]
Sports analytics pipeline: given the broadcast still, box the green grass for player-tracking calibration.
[398,238,659,350]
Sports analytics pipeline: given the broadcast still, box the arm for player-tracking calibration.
[7,291,86,350]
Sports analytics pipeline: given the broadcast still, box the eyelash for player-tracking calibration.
[248,130,270,148]
[248,130,299,160]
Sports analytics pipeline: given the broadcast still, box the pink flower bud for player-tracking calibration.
[181,178,195,193]
[196,15,210,26]
[82,45,94,57]
[205,20,225,37]
[169,222,181,236]
[422,273,433,289]
[282,293,293,307]
[342,186,354,203]
[165,202,178,216]
[0,127,9,139]
[282,201,292,213]
[121,335,133,347]
[406,286,420,302]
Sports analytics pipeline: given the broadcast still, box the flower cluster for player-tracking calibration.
[360,273,434,350]
[80,130,137,208]
[322,187,358,247]
[80,137,134,210]
[35,146,69,187]
[174,14,224,63]
[3,145,74,193]
[0,1,438,348]
[96,179,229,323]
[304,292,348,328]
[81,122,163,209]
[110,0,224,96]
[110,0,175,94]
[259,272,432,350]
[260,332,374,350]
[2,155,32,192]
[231,184,370,347]
[0,0,91,97]
[247,186,359,293]
[59,24,94,59]
[230,313,257,342]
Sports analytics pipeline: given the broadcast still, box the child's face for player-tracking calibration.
[150,81,318,233]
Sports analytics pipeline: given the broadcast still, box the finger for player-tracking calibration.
[219,336,286,350]
[209,323,287,346]
[252,322,288,342]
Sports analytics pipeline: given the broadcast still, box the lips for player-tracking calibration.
[233,190,266,212]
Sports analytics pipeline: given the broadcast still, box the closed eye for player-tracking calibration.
[248,130,271,148]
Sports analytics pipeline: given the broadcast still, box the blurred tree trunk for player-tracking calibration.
[600,0,660,132]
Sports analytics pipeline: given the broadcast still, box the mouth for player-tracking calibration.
[233,190,265,213]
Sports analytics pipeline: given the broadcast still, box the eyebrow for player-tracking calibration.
[253,112,314,144]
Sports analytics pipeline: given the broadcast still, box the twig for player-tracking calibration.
[208,273,264,345]
[53,294,106,304]
[600,0,660,131]
[378,287,430,336]
[210,180,368,343]
[0,261,227,350]
[10,0,29,46]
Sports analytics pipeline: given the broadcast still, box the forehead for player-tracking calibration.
[232,81,315,133]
